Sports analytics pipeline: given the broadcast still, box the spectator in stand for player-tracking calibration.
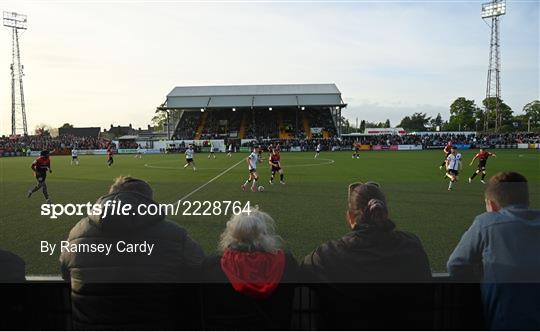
[0,248,25,282]
[302,181,432,329]
[200,209,298,330]
[60,176,205,330]
[447,172,540,330]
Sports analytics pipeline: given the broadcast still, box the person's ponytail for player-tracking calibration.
[362,198,388,225]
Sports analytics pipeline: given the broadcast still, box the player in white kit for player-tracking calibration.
[135,145,143,158]
[208,142,216,159]
[227,144,233,157]
[241,147,260,192]
[71,148,79,166]
[445,146,462,191]
[314,143,321,159]
[184,145,197,171]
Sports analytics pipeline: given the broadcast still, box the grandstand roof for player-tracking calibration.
[165,84,346,109]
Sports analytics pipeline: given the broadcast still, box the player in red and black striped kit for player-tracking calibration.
[107,146,114,167]
[268,149,285,185]
[439,141,453,169]
[27,150,53,203]
[468,148,496,184]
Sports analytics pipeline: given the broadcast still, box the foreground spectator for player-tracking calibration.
[60,176,205,330]
[448,172,540,330]
[0,248,25,282]
[200,209,298,330]
[302,182,432,329]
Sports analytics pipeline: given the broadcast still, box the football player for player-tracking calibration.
[27,150,53,203]
[469,148,496,184]
[269,149,285,185]
[445,146,462,191]
[184,145,197,171]
[242,146,260,192]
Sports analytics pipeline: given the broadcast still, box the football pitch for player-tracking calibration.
[1,150,539,275]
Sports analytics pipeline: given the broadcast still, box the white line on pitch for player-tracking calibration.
[177,158,244,204]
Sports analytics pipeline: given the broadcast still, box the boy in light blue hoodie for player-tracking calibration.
[448,172,540,330]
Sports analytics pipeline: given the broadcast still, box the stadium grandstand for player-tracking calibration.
[161,84,347,141]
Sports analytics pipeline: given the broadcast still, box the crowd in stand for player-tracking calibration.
[1,172,539,330]
[238,132,540,152]
[118,140,139,149]
[0,134,112,152]
[2,132,539,155]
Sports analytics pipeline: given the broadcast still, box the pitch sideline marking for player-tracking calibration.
[177,158,245,203]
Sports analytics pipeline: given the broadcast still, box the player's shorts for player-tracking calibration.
[478,161,487,170]
[447,169,459,176]
[72,156,78,159]
[271,166,281,173]
[186,158,193,163]
[35,171,47,182]
[249,168,257,173]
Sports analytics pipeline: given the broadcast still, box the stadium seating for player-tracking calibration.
[171,108,340,140]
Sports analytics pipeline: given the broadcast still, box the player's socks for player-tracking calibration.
[481,173,486,180]
[471,172,478,179]
[448,181,453,190]
[27,190,32,198]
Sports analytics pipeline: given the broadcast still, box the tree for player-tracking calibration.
[359,120,366,132]
[340,116,353,134]
[397,112,431,131]
[152,109,182,131]
[384,119,391,128]
[60,123,74,128]
[152,112,168,128]
[447,97,477,131]
[523,100,540,129]
[482,97,513,131]
[34,124,52,135]
[430,113,443,131]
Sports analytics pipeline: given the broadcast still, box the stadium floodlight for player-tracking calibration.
[301,106,305,111]
[232,108,236,112]
[481,0,506,18]
[200,108,205,112]
[3,11,29,135]
[268,107,272,111]
[3,11,27,30]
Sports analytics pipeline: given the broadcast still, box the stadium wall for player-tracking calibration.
[1,276,486,330]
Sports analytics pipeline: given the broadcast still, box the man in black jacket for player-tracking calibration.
[60,176,205,330]
[302,182,432,330]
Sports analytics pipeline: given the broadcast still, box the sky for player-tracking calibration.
[0,0,538,135]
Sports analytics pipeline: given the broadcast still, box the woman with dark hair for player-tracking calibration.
[302,182,432,329]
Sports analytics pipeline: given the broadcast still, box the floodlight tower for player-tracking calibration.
[3,11,28,135]
[481,0,506,132]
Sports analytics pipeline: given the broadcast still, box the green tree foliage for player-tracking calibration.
[398,112,431,131]
[430,113,444,130]
[384,119,391,128]
[523,100,540,129]
[60,123,74,128]
[482,97,513,130]
[447,97,477,131]
[359,120,366,132]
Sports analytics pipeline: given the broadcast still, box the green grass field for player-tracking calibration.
[1,149,539,275]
